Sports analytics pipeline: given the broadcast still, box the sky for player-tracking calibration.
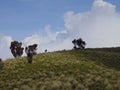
[0,0,120,60]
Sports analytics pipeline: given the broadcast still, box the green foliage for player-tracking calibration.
[0,48,120,90]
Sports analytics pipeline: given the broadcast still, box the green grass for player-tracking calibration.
[0,48,120,90]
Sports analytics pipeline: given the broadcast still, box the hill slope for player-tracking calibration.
[0,48,120,90]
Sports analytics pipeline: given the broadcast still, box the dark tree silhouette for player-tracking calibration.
[0,58,4,69]
[72,39,77,49]
[25,44,38,64]
[45,49,47,53]
[72,38,86,49]
[10,41,24,58]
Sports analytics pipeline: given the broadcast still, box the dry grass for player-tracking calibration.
[0,48,120,90]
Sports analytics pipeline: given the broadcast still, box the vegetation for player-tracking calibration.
[0,47,120,90]
[72,38,86,49]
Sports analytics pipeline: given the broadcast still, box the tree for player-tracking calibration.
[10,41,24,58]
[72,38,86,49]
[25,44,38,64]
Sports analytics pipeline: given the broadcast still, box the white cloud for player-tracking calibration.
[22,25,69,52]
[64,0,120,48]
[0,35,13,60]
[92,0,116,14]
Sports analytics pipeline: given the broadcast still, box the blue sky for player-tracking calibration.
[1,0,120,60]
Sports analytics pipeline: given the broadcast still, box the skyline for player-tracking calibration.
[0,0,120,60]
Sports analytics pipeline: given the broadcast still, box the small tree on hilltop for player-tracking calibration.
[72,38,86,49]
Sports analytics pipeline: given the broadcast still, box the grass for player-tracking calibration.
[0,47,120,90]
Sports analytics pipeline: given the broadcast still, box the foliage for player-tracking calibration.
[0,48,120,90]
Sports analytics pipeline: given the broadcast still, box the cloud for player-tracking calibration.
[0,35,13,60]
[22,25,70,52]
[1,0,120,60]
[92,0,116,14]
[64,0,120,48]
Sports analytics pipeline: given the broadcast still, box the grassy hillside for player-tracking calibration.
[0,48,120,90]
